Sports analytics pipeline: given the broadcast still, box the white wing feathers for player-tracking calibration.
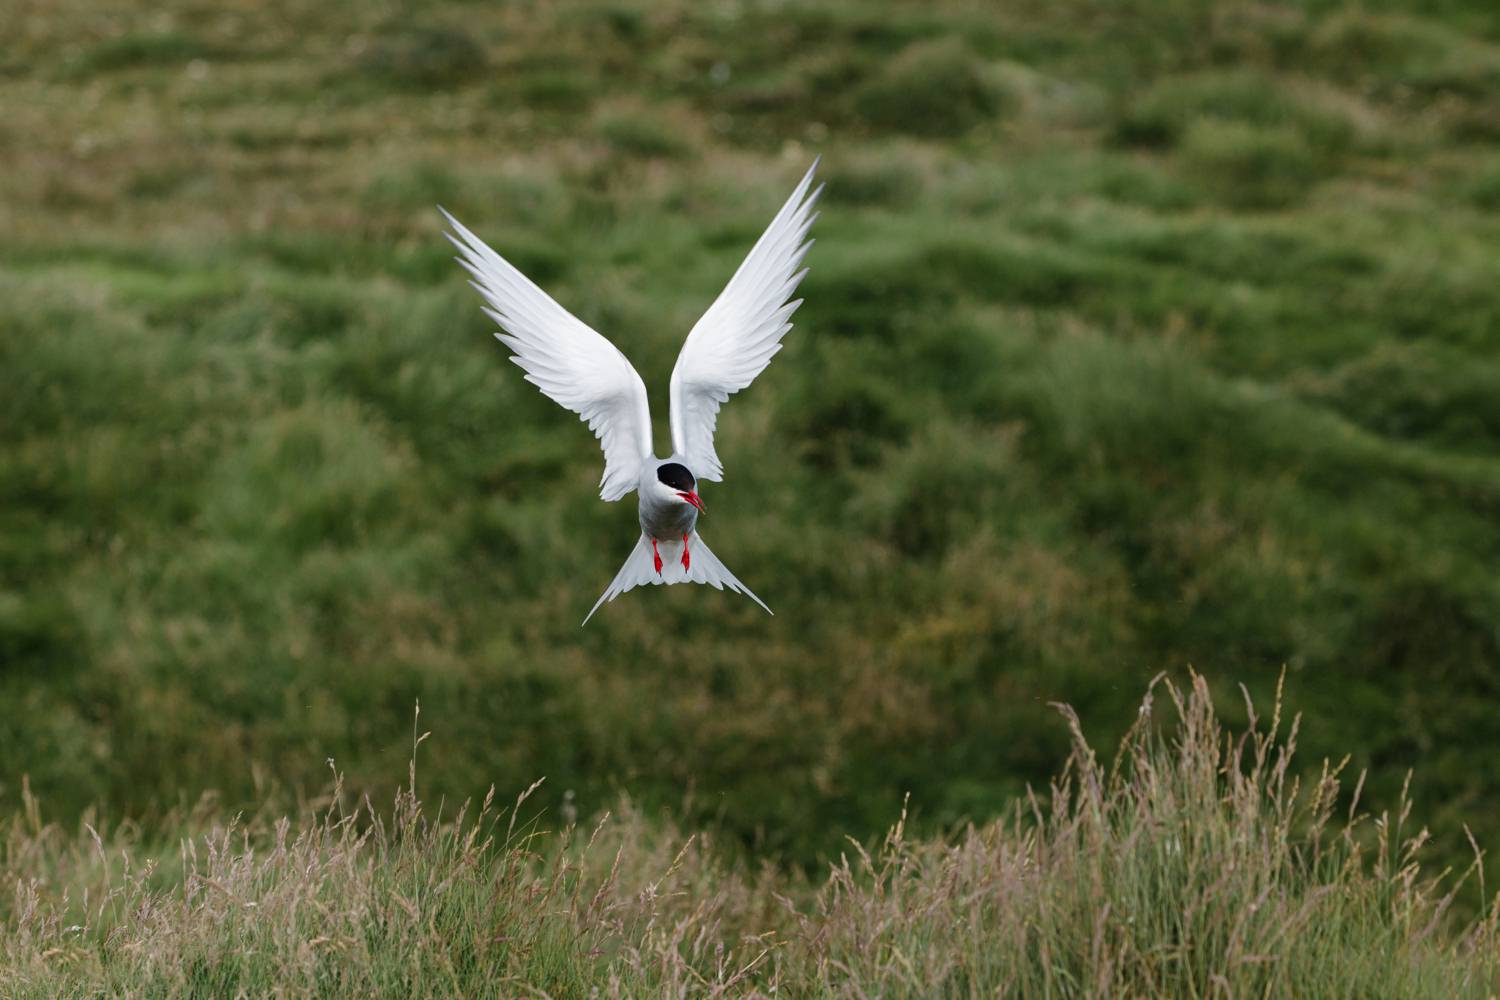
[669,160,822,482]
[442,208,653,501]
[584,532,771,625]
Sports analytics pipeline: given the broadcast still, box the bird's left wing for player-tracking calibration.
[668,160,821,482]
[443,209,653,501]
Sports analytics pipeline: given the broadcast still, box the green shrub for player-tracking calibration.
[355,26,487,90]
[1297,343,1500,454]
[851,37,1010,137]
[1307,12,1461,86]
[823,157,923,208]
[367,159,460,206]
[1179,119,1324,208]
[62,31,219,77]
[596,110,693,159]
[1115,70,1357,154]
[1462,160,1500,209]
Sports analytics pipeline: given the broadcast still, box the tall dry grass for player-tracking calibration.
[4,675,1497,997]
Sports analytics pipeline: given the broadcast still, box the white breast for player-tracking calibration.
[639,489,699,541]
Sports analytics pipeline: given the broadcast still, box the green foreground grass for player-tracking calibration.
[5,0,1500,934]
[4,676,1496,997]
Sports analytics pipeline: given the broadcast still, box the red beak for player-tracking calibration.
[678,491,706,514]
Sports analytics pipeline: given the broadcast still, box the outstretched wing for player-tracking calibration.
[443,208,653,501]
[668,160,821,482]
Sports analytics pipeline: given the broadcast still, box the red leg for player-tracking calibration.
[651,538,663,575]
[681,534,691,570]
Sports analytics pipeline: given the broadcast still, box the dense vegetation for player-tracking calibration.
[4,0,1500,927]
[5,677,1497,996]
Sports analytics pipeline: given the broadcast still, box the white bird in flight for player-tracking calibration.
[442,160,821,624]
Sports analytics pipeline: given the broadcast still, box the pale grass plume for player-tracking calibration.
[3,673,1498,997]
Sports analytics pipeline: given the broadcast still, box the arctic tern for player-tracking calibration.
[442,160,821,624]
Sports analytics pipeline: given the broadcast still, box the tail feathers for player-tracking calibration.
[582,531,772,625]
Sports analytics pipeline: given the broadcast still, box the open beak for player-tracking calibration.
[678,491,706,514]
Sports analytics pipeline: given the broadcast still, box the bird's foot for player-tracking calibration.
[681,534,691,570]
[651,538,663,575]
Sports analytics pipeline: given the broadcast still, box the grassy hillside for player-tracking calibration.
[4,677,1497,996]
[4,0,1500,891]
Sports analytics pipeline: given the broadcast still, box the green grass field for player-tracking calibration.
[4,0,1500,991]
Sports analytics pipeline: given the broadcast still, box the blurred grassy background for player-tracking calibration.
[3,0,1500,874]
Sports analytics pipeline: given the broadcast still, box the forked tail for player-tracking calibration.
[582,531,772,625]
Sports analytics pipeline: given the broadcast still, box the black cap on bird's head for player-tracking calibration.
[657,462,705,514]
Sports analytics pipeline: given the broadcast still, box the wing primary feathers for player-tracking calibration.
[668,161,822,483]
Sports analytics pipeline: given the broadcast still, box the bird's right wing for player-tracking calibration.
[668,160,821,483]
[443,209,653,501]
